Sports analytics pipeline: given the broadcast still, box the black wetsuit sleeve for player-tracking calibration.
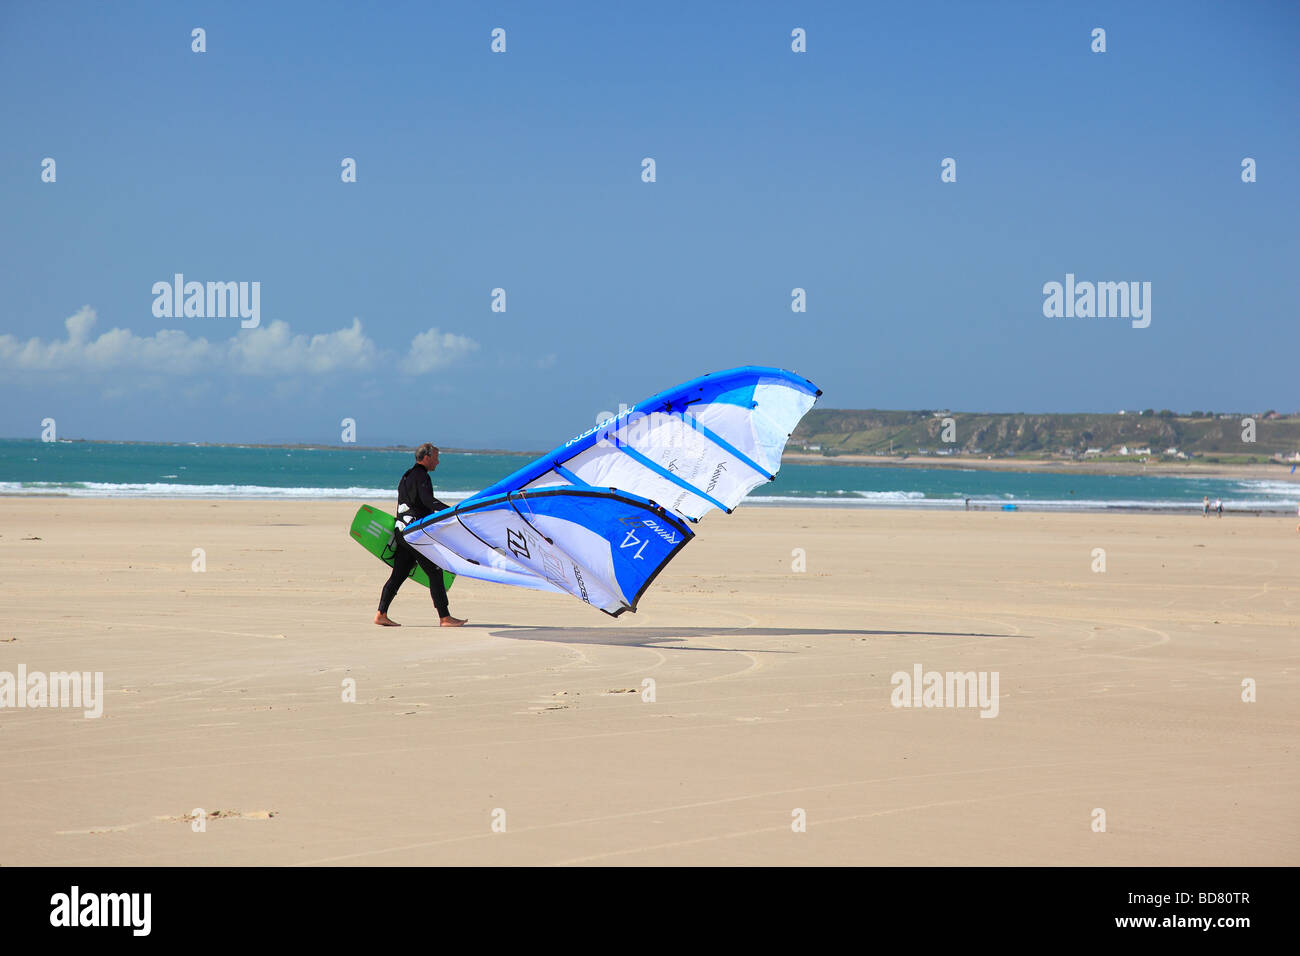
[416,470,449,514]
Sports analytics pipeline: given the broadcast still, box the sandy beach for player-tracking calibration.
[1,499,1296,866]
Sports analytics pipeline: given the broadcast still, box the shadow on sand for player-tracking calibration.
[472,624,1019,653]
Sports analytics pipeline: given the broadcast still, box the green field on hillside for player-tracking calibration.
[790,409,1300,460]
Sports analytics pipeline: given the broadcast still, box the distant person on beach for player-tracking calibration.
[374,443,467,627]
[1215,498,1223,518]
[1202,496,1210,517]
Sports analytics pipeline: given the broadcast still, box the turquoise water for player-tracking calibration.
[1,439,1296,512]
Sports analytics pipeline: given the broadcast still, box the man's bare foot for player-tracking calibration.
[440,615,468,627]
[374,612,401,626]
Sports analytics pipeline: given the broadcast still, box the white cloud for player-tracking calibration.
[400,327,480,374]
[227,318,378,375]
[0,308,480,382]
[0,306,217,374]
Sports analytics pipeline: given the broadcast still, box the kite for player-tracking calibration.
[403,366,821,615]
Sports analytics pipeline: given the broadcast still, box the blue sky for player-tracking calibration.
[2,0,1297,448]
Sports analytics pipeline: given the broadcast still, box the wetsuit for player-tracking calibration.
[377,463,452,617]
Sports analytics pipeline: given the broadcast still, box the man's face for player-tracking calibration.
[421,449,439,471]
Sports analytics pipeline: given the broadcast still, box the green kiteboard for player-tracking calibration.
[349,504,455,591]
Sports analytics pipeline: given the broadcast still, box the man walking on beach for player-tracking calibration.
[375,443,467,627]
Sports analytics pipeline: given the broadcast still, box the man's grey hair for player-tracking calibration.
[416,442,438,461]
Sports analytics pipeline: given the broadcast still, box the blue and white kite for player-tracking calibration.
[403,366,821,616]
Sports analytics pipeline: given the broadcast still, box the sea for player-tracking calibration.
[1,440,1296,514]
